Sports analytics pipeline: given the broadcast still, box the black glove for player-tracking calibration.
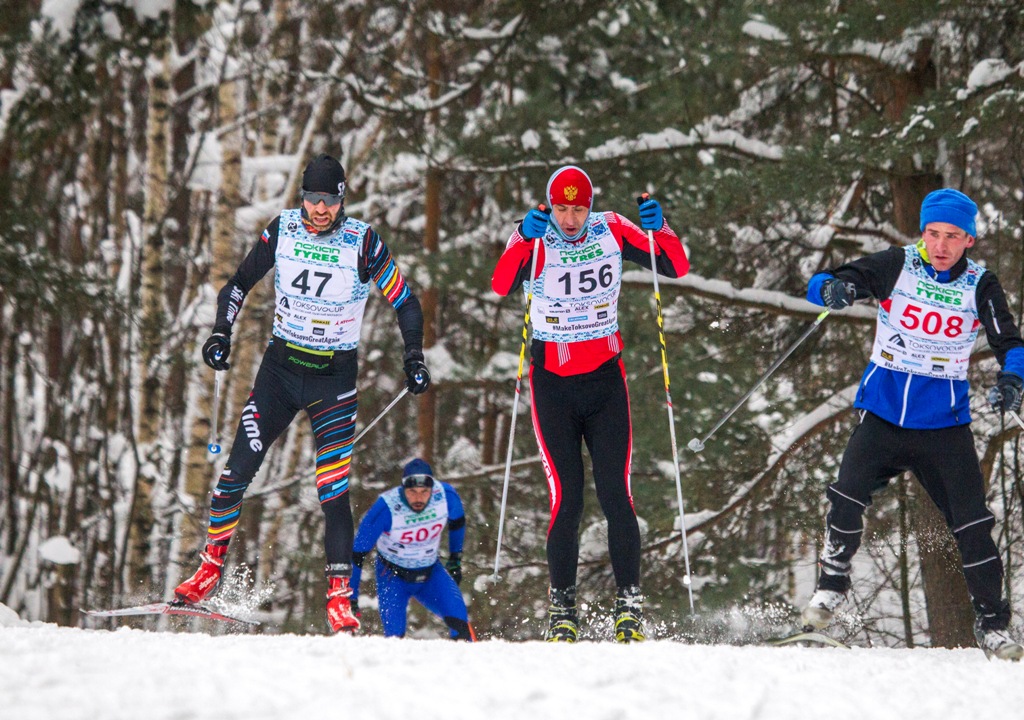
[202,329,232,371]
[403,350,431,395]
[989,372,1023,413]
[350,596,361,618]
[820,278,857,310]
[446,552,463,586]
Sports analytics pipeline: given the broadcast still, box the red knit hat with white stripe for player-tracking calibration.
[546,165,593,209]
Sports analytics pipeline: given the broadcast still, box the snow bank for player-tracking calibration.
[2,623,1022,720]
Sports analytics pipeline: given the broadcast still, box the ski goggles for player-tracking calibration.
[301,189,344,207]
[402,473,434,489]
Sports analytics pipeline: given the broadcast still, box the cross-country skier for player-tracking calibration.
[491,166,689,642]
[349,458,473,640]
[802,188,1024,660]
[174,153,430,633]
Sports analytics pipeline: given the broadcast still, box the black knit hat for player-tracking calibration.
[301,154,346,195]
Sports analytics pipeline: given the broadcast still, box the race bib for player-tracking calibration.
[869,249,982,381]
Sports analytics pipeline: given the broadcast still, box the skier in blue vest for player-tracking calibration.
[173,154,430,634]
[349,459,474,640]
[802,188,1024,660]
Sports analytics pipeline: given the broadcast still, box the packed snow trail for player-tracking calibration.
[2,617,1023,720]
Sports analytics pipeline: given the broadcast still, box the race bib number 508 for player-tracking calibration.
[890,296,968,339]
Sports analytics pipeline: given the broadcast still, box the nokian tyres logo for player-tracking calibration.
[916,281,964,306]
[293,241,340,263]
[559,243,604,264]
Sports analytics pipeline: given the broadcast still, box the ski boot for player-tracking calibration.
[546,586,579,643]
[174,543,227,604]
[800,588,846,630]
[326,576,360,634]
[975,603,1023,661]
[613,585,646,643]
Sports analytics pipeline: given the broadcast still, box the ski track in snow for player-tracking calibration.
[2,622,1022,720]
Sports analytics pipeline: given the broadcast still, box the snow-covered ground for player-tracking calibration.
[2,603,1021,720]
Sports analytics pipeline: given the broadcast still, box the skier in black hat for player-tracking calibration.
[174,153,430,633]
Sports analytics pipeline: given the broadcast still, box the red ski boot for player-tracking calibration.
[326,576,360,634]
[174,544,227,604]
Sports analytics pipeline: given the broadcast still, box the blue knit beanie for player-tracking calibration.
[402,458,434,479]
[919,188,977,237]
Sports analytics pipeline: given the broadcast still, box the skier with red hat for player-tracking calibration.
[491,166,689,642]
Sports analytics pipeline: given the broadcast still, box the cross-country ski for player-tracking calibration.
[83,601,259,626]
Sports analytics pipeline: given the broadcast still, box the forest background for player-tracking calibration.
[2,0,1024,648]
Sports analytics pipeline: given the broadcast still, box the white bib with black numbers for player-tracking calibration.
[530,213,623,343]
[273,209,371,351]
[376,484,449,570]
[869,245,983,381]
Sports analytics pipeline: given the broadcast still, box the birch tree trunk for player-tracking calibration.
[128,37,172,591]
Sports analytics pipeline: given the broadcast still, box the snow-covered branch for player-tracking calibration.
[622,271,877,321]
[682,384,859,535]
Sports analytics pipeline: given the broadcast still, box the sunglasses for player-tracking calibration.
[301,190,344,207]
[402,474,434,489]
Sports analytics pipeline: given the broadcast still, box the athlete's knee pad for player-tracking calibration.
[444,616,475,641]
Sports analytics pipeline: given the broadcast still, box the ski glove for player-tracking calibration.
[989,372,1023,413]
[350,596,361,618]
[820,278,857,310]
[520,208,550,240]
[404,350,431,395]
[637,197,664,230]
[446,552,463,586]
[202,331,231,371]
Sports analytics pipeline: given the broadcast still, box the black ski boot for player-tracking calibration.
[613,585,646,643]
[546,586,578,643]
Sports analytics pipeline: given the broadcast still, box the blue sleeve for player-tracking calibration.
[1003,347,1024,380]
[351,498,391,597]
[443,483,466,554]
[806,272,832,306]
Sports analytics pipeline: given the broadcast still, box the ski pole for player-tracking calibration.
[492,208,546,582]
[354,385,411,446]
[207,371,223,454]
[639,193,694,612]
[1007,409,1024,433]
[688,309,831,453]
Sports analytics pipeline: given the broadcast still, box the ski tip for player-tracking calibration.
[766,629,851,649]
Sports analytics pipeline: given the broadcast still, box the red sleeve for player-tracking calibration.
[491,229,545,296]
[605,211,689,278]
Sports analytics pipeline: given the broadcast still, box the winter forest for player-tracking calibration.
[2,0,1024,649]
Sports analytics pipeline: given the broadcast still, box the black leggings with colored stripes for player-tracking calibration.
[529,358,640,590]
[206,341,359,569]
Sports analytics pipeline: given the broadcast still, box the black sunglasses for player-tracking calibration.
[301,189,344,207]
[402,474,434,489]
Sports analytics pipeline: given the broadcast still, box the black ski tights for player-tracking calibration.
[529,359,640,590]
